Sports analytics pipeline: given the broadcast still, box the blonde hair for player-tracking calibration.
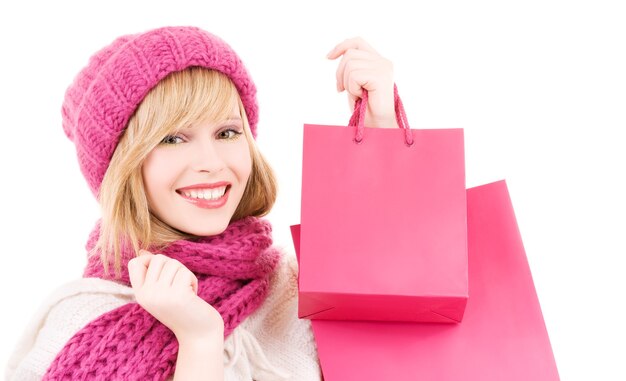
[93,67,277,278]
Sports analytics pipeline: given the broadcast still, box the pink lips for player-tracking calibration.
[177,183,231,209]
[177,181,231,192]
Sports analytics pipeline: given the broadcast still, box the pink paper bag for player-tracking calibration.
[299,87,468,322]
[291,180,560,380]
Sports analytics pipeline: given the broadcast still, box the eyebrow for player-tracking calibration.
[183,116,242,129]
[221,117,243,125]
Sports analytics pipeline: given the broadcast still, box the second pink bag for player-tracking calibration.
[299,86,468,322]
[292,181,560,380]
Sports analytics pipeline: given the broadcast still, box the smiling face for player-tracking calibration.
[94,68,278,275]
[141,98,252,237]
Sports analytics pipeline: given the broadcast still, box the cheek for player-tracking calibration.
[142,150,178,194]
[224,140,253,180]
[238,144,253,181]
[242,145,253,171]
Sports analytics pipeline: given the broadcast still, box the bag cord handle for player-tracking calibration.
[348,83,414,146]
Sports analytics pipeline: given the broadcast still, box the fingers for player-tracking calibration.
[327,37,378,60]
[337,52,392,105]
[335,49,376,92]
[172,269,199,295]
[157,256,194,291]
[159,258,183,287]
[345,70,372,109]
[128,250,198,295]
[128,250,152,289]
[327,37,396,128]
[144,253,168,284]
[328,37,393,99]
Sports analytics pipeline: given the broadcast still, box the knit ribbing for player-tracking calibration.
[42,216,280,380]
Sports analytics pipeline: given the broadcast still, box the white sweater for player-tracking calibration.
[5,248,322,381]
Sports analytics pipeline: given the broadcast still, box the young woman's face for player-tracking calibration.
[141,100,252,237]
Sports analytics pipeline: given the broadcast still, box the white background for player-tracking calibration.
[1,0,624,379]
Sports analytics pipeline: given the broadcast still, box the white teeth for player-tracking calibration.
[182,186,227,200]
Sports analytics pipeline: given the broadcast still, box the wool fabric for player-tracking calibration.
[61,26,259,199]
[42,216,281,380]
[5,252,322,381]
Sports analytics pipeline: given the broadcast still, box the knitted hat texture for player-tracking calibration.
[61,26,259,199]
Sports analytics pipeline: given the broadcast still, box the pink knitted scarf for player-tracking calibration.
[42,216,281,380]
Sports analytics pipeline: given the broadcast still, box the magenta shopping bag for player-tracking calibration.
[291,180,560,380]
[299,86,468,322]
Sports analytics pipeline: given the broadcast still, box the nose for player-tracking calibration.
[191,136,225,173]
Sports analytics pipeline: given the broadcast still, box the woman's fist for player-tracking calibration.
[327,37,398,129]
[128,250,224,342]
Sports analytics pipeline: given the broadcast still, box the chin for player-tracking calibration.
[185,221,229,237]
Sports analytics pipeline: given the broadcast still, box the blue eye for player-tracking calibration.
[160,135,184,145]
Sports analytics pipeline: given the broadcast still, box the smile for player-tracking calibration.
[177,185,231,209]
[179,185,227,200]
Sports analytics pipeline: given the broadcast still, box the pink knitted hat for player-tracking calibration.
[61,26,259,199]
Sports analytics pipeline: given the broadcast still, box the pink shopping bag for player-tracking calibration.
[299,86,468,322]
[291,180,560,380]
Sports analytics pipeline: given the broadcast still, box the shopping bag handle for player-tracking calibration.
[348,83,414,147]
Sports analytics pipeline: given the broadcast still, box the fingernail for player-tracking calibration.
[326,48,335,58]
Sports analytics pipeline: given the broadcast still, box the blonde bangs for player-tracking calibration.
[133,67,242,148]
